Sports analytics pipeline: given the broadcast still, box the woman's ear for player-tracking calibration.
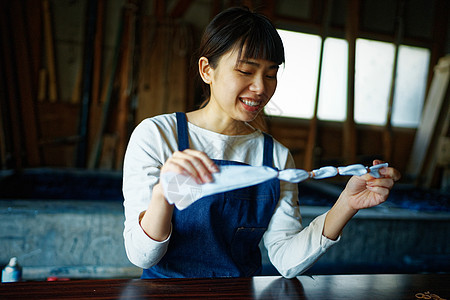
[198,57,212,84]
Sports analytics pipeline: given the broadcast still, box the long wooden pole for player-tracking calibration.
[343,0,359,164]
[0,3,23,169]
[11,1,42,167]
[42,0,58,103]
[304,0,333,171]
[383,0,405,162]
[76,0,98,167]
[87,15,124,169]
[114,4,137,170]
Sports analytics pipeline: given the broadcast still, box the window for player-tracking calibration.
[267,30,429,128]
[317,37,348,121]
[391,45,430,127]
[265,29,321,119]
[354,38,395,125]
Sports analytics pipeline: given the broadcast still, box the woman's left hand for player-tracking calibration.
[343,160,402,210]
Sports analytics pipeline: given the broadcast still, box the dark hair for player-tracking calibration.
[197,7,285,100]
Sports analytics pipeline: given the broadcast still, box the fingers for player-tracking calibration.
[379,167,401,181]
[371,160,402,181]
[361,160,400,196]
[162,149,218,184]
[366,177,394,194]
[365,184,391,197]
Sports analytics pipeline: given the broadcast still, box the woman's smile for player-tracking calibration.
[239,97,263,112]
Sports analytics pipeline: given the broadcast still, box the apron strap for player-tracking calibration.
[176,112,274,168]
[262,132,274,168]
[176,112,190,151]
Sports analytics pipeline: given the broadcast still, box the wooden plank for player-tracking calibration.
[25,0,43,91]
[42,0,59,102]
[76,0,98,168]
[406,55,450,183]
[426,0,449,96]
[343,0,359,164]
[422,95,449,188]
[304,0,333,170]
[135,18,163,124]
[38,69,48,102]
[167,23,192,114]
[135,19,194,124]
[91,0,105,104]
[0,2,23,169]
[0,45,7,168]
[383,0,405,163]
[11,1,42,167]
[99,134,118,170]
[70,65,83,104]
[86,0,105,166]
[87,14,124,169]
[114,4,137,170]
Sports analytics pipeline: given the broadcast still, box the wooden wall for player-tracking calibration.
[0,0,449,188]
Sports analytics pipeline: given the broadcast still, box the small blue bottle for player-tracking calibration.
[1,257,22,283]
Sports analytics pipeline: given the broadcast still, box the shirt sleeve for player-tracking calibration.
[263,152,340,278]
[122,118,174,269]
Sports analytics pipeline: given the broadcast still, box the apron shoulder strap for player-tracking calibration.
[177,112,274,168]
[262,132,274,168]
[176,112,190,151]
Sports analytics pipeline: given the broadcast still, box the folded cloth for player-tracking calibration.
[161,163,388,210]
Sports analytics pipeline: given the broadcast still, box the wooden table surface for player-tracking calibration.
[0,274,449,299]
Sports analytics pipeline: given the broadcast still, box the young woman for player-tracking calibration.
[122,7,401,279]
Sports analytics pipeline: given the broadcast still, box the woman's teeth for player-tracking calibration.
[240,98,259,107]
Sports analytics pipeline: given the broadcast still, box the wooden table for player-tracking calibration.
[0,274,449,299]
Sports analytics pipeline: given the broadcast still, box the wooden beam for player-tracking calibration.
[114,4,137,170]
[0,41,8,168]
[406,55,450,183]
[26,0,42,90]
[86,0,105,166]
[0,2,23,169]
[87,12,124,169]
[92,0,105,104]
[427,0,449,96]
[42,0,59,103]
[11,1,42,167]
[304,0,334,170]
[76,0,98,167]
[383,0,406,163]
[343,0,359,164]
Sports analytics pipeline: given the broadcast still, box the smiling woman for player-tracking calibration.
[122,6,401,280]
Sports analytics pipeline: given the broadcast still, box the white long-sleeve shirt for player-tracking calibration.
[122,113,339,278]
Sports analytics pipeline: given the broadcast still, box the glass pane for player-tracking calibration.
[354,38,395,125]
[265,29,322,119]
[317,37,348,121]
[391,45,430,128]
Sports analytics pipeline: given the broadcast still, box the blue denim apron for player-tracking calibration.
[142,112,280,278]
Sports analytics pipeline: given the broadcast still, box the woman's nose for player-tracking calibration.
[249,76,265,94]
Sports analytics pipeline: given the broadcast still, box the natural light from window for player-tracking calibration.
[354,38,395,125]
[391,45,430,127]
[267,31,429,128]
[317,37,348,121]
[265,29,321,118]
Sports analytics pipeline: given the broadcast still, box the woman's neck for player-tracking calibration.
[186,106,255,136]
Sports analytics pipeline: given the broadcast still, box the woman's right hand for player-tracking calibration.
[160,149,219,184]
